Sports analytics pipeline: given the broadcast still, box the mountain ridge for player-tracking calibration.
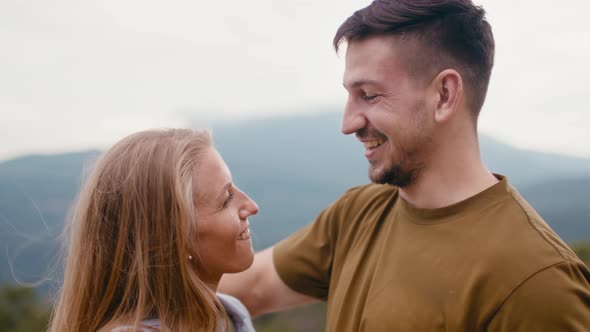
[1,113,589,288]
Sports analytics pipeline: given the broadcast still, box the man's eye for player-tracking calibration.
[361,94,378,101]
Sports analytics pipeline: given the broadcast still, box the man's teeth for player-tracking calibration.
[365,139,384,149]
[238,228,250,240]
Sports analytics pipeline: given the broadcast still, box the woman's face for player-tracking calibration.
[192,148,259,284]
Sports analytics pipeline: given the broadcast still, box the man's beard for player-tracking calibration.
[370,162,416,187]
[367,126,430,188]
[368,100,431,187]
[369,151,423,187]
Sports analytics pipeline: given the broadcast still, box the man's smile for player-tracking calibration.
[363,138,385,149]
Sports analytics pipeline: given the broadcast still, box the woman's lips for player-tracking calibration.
[238,226,250,240]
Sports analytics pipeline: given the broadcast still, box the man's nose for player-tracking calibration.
[341,98,366,135]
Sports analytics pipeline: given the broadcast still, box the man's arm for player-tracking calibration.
[218,246,319,318]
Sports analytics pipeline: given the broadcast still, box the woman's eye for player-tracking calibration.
[223,193,234,207]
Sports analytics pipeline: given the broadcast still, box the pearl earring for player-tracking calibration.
[188,255,193,261]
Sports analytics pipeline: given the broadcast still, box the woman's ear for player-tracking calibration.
[431,69,463,124]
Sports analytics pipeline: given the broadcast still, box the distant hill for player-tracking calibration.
[211,112,590,246]
[519,178,590,242]
[479,138,590,188]
[212,112,590,189]
[1,112,589,288]
[0,151,100,287]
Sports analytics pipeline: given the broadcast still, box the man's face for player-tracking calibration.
[341,35,434,187]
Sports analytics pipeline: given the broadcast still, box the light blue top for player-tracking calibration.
[110,293,255,332]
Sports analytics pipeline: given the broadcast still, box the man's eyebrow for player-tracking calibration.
[343,79,381,90]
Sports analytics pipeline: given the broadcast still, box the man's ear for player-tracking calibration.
[431,69,463,124]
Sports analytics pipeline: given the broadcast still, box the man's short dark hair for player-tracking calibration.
[334,0,495,117]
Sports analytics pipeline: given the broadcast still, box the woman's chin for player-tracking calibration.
[225,250,255,274]
[242,250,255,271]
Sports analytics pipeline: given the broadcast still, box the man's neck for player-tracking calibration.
[398,153,498,209]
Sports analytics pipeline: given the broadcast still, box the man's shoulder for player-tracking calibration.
[311,183,399,241]
[336,183,398,209]
[501,184,579,262]
[326,183,399,224]
[487,260,590,331]
[472,183,585,305]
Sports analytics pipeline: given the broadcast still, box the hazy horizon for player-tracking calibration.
[2,110,590,164]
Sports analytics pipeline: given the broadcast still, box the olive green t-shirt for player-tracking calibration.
[273,176,590,331]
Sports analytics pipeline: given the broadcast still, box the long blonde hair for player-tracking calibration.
[49,129,227,332]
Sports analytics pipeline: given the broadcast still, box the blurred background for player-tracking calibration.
[1,0,589,331]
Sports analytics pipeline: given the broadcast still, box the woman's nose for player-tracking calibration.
[238,189,259,219]
[245,197,259,216]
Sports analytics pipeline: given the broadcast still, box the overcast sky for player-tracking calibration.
[1,0,589,161]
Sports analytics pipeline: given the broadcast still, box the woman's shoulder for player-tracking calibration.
[108,319,161,332]
[217,293,255,332]
[104,295,253,332]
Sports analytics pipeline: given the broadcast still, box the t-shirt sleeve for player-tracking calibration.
[488,260,590,331]
[272,188,359,300]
